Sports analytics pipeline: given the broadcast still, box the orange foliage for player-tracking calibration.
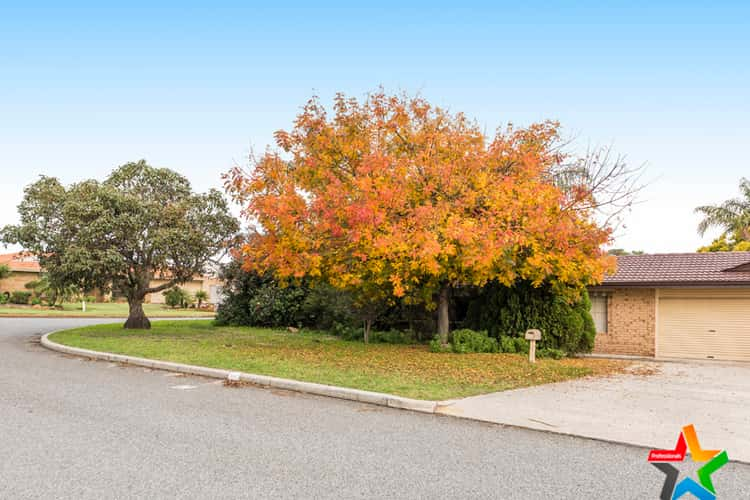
[225,91,614,304]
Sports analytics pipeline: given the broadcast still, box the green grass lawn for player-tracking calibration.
[0,302,214,318]
[49,320,629,400]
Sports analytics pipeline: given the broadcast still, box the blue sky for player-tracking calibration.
[1,1,748,252]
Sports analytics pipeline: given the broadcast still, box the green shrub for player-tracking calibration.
[331,322,362,341]
[371,329,416,344]
[464,280,596,354]
[163,287,191,309]
[215,260,358,330]
[499,336,517,353]
[0,293,8,305]
[537,348,566,360]
[514,337,529,354]
[30,297,42,306]
[10,291,32,305]
[451,329,498,354]
[429,337,451,353]
[301,283,357,330]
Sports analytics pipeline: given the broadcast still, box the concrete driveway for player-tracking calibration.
[441,360,750,462]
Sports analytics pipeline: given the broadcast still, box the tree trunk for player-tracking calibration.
[364,319,372,344]
[124,298,151,329]
[81,299,86,312]
[437,283,450,345]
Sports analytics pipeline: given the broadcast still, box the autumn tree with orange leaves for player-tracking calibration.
[226,91,633,344]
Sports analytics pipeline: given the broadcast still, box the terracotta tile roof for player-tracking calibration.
[0,252,41,273]
[601,252,750,286]
[0,252,216,280]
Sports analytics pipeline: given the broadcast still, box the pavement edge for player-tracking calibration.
[40,331,439,414]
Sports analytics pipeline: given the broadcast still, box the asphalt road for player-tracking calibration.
[1,318,748,499]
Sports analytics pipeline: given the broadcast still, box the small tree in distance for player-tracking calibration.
[607,249,645,256]
[163,287,186,309]
[194,290,209,308]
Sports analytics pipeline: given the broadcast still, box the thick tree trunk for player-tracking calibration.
[437,283,450,345]
[124,298,151,329]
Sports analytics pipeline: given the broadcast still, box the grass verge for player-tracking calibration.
[0,302,214,318]
[49,320,631,400]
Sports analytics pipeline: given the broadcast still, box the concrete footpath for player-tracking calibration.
[438,361,750,463]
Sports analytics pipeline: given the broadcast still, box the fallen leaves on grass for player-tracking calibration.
[51,321,635,400]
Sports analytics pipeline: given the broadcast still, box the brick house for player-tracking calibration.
[0,252,42,293]
[0,252,224,305]
[589,252,750,361]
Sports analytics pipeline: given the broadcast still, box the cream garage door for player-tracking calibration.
[657,296,750,361]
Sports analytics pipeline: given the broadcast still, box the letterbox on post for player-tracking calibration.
[525,329,542,363]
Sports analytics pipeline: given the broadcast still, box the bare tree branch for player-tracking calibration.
[552,144,647,232]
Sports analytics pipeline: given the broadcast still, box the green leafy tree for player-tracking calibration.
[696,178,750,252]
[1,160,238,329]
[607,248,645,256]
[697,230,750,252]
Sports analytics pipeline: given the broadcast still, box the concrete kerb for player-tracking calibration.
[40,331,438,414]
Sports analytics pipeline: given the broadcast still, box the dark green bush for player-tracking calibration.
[499,336,517,353]
[10,291,31,305]
[301,284,356,330]
[215,260,359,330]
[429,337,451,353]
[331,322,362,341]
[215,261,308,328]
[451,329,498,353]
[163,287,190,309]
[464,280,596,354]
[375,300,435,340]
[514,337,529,354]
[371,329,416,344]
[0,293,8,305]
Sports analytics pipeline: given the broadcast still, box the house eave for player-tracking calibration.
[591,281,750,289]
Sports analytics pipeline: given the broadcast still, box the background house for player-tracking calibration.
[0,252,42,293]
[0,252,223,305]
[147,271,224,305]
[590,252,750,361]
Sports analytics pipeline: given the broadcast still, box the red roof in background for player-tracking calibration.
[0,252,42,273]
[0,252,216,280]
[601,252,750,286]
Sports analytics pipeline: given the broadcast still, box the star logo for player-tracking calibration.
[648,424,729,500]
